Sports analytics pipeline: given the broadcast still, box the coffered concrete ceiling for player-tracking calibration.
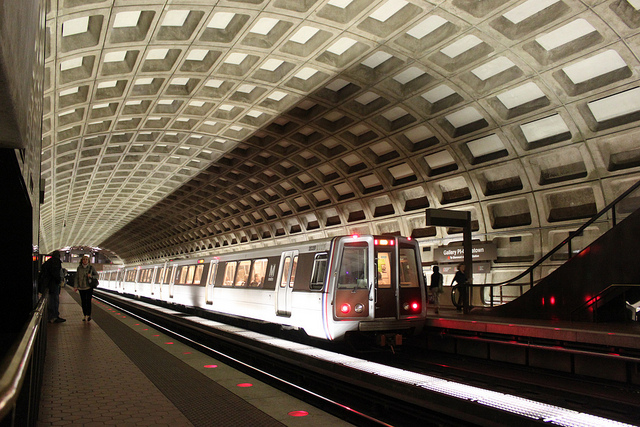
[41,0,640,265]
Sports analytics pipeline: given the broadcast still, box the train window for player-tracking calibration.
[223,262,237,286]
[280,257,291,288]
[170,266,177,285]
[338,243,368,290]
[178,266,188,284]
[193,265,204,285]
[208,262,217,285]
[289,256,298,288]
[376,252,392,289]
[235,260,251,287]
[249,259,268,287]
[310,254,327,290]
[399,247,420,288]
[186,265,196,284]
[126,270,135,282]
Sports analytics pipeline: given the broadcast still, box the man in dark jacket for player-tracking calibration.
[40,251,66,323]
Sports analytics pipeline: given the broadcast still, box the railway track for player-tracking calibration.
[95,289,639,427]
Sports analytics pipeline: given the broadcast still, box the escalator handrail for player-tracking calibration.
[477,179,640,290]
[0,294,47,420]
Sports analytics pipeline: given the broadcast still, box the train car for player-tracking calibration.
[99,235,427,341]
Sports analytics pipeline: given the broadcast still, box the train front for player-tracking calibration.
[323,235,427,342]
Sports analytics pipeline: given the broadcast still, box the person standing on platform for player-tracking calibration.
[452,263,468,311]
[40,251,66,323]
[74,255,98,321]
[429,265,443,314]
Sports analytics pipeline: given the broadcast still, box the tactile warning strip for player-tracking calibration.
[70,290,286,427]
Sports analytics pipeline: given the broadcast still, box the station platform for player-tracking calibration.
[425,305,640,351]
[422,303,640,386]
[36,289,351,427]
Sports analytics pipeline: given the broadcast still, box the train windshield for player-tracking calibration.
[337,242,368,290]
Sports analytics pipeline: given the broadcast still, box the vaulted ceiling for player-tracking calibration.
[41,0,640,265]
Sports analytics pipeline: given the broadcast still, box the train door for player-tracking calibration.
[397,241,424,317]
[206,259,218,304]
[169,264,177,298]
[276,251,298,317]
[374,238,397,318]
[151,266,158,295]
[134,267,140,293]
[157,262,167,298]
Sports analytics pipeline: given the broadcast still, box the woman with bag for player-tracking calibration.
[74,255,99,321]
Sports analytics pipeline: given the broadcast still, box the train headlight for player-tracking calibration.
[340,303,351,314]
[354,303,364,313]
[403,302,410,311]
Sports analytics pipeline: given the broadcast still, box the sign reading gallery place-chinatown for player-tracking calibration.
[433,242,497,263]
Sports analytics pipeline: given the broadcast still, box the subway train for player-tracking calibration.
[98,234,427,341]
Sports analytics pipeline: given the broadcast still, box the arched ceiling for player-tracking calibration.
[41,0,640,264]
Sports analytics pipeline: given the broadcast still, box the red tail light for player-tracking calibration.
[340,303,351,314]
[403,301,421,312]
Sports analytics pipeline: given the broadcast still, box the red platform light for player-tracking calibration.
[288,411,309,417]
[237,383,253,388]
[340,303,351,314]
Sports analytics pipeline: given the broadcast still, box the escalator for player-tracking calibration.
[476,183,640,322]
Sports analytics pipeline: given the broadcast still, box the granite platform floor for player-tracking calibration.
[37,288,351,427]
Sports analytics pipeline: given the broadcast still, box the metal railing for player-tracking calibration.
[570,284,640,321]
[0,295,48,427]
[478,179,640,307]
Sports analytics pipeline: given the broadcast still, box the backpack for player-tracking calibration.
[37,268,49,294]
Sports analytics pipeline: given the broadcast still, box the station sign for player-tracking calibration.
[433,242,497,263]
